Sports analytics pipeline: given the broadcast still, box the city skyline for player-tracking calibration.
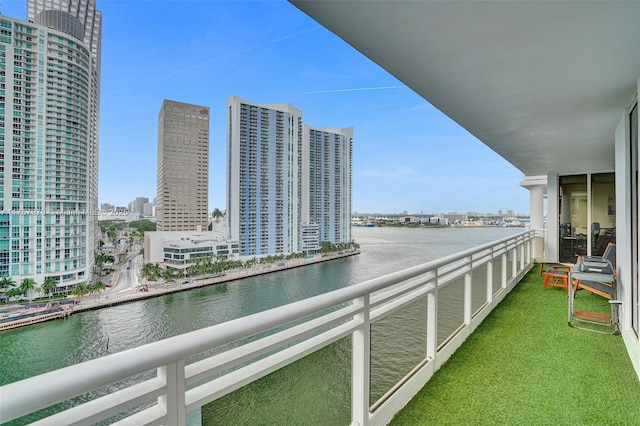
[2,0,530,215]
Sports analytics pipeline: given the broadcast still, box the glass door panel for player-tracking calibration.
[630,102,638,336]
[590,173,616,256]
[559,175,587,263]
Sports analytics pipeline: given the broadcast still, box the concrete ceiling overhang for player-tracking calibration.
[290,1,640,176]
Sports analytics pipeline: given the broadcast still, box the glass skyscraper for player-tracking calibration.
[0,0,101,292]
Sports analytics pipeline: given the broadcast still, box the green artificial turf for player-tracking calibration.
[390,266,640,425]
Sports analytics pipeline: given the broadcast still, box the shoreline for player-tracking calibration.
[0,250,360,331]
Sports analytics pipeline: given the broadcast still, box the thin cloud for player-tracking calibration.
[116,26,320,92]
[296,85,406,95]
[359,166,422,180]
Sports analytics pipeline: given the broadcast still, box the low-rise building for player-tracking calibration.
[300,223,320,254]
[144,231,239,269]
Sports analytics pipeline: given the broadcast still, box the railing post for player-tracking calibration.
[158,360,186,426]
[501,251,508,289]
[464,257,472,325]
[512,246,517,278]
[486,259,493,304]
[427,278,437,361]
[352,295,371,426]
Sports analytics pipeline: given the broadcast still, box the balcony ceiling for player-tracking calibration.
[290,1,640,176]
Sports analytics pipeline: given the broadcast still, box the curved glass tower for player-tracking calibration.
[0,1,100,294]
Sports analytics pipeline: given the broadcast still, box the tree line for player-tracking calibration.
[0,276,107,303]
[140,240,359,282]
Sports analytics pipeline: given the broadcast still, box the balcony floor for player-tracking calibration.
[391,266,640,424]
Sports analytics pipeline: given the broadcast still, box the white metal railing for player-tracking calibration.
[0,230,537,426]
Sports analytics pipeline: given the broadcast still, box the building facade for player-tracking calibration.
[28,0,102,264]
[227,95,303,256]
[156,100,209,232]
[128,196,148,215]
[302,124,352,245]
[0,8,99,287]
[143,231,239,268]
[227,95,353,257]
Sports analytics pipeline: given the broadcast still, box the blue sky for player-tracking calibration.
[3,0,529,215]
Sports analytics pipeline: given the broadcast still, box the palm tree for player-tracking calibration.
[162,267,176,282]
[93,281,106,301]
[19,278,37,302]
[5,287,23,301]
[0,276,15,291]
[71,282,88,305]
[0,276,15,300]
[88,281,106,302]
[212,208,224,223]
[141,263,160,281]
[41,276,58,296]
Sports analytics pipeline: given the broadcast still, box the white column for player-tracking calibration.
[521,175,548,261]
[529,185,545,232]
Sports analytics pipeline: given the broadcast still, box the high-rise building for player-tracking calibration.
[27,0,102,257]
[142,202,154,217]
[157,100,209,232]
[302,125,353,245]
[101,203,114,212]
[0,1,101,287]
[227,95,353,257]
[227,95,303,256]
[128,196,148,214]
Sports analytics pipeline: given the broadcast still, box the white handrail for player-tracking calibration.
[0,230,535,425]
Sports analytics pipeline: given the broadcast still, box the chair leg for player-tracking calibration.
[544,273,568,292]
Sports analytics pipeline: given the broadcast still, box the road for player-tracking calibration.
[102,250,142,298]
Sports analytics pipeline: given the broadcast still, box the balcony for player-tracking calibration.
[1,230,638,424]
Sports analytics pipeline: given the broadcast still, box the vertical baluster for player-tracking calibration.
[427,270,437,363]
[486,258,493,304]
[502,250,508,289]
[464,257,472,325]
[158,360,185,425]
[352,294,370,426]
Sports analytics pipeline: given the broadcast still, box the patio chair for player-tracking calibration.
[569,250,619,334]
[572,242,616,297]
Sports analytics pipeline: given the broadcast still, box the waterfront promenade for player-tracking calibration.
[0,250,360,331]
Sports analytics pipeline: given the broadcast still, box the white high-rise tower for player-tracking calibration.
[227,95,303,256]
[227,95,353,258]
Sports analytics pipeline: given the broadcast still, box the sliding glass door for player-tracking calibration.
[558,173,616,263]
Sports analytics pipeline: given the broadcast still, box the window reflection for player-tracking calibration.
[591,173,616,256]
[558,173,616,263]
